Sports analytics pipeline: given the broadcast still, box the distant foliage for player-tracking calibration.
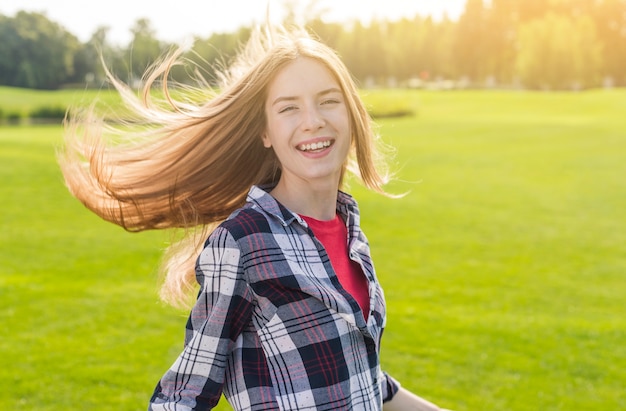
[30,105,67,120]
[361,90,418,119]
[516,13,603,90]
[0,1,625,90]
[4,111,22,123]
[0,11,79,89]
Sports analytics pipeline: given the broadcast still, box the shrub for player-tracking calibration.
[30,105,67,120]
[361,90,418,119]
[6,111,22,123]
[368,107,415,119]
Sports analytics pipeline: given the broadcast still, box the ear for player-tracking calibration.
[262,132,272,148]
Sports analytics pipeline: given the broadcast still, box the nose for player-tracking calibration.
[301,105,325,131]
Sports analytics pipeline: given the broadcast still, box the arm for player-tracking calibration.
[149,227,254,410]
[383,387,453,411]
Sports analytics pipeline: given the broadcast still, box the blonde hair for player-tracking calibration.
[59,25,391,308]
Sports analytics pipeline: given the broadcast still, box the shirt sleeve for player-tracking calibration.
[381,370,401,403]
[149,227,255,411]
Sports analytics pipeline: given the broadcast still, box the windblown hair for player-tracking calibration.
[59,25,391,308]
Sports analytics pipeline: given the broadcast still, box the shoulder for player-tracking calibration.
[198,209,270,269]
[218,206,274,241]
[204,207,284,269]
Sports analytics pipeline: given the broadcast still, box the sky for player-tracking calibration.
[0,0,467,45]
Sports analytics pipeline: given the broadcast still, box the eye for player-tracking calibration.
[322,98,341,105]
[278,105,298,114]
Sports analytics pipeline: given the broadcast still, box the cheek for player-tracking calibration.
[264,117,293,145]
[333,112,351,137]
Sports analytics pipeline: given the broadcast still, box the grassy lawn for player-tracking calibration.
[1,89,625,410]
[0,86,122,119]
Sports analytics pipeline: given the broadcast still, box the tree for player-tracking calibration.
[69,26,111,86]
[594,0,626,86]
[335,21,370,84]
[307,19,344,51]
[0,14,19,86]
[172,27,251,86]
[485,0,519,85]
[0,11,78,89]
[126,18,163,84]
[453,0,489,84]
[516,13,603,89]
[385,16,424,83]
[2,2,625,91]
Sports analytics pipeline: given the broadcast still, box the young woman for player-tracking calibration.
[60,24,452,411]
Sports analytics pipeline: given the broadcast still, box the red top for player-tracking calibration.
[301,214,370,320]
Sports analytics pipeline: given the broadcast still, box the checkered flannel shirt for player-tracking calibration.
[149,185,400,410]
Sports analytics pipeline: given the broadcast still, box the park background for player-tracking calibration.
[1,0,625,410]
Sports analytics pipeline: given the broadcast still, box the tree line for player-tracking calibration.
[1,0,625,90]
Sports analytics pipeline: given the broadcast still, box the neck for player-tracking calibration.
[270,176,339,221]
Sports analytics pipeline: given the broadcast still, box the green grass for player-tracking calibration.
[0,86,123,119]
[1,89,625,410]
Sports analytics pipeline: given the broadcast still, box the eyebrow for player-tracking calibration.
[271,87,342,107]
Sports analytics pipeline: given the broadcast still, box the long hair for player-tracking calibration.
[59,25,392,308]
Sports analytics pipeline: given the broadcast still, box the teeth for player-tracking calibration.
[300,140,331,152]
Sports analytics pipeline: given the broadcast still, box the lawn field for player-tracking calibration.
[0,86,123,119]
[1,89,625,410]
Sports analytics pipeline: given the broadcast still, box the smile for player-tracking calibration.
[297,140,333,152]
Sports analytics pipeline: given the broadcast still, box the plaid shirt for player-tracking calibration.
[149,186,400,410]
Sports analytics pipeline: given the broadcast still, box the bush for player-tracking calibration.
[368,107,415,119]
[6,111,22,124]
[30,105,67,120]
[361,90,418,119]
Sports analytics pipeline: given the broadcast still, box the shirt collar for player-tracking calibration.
[246,185,359,227]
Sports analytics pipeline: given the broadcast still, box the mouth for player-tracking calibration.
[296,139,333,153]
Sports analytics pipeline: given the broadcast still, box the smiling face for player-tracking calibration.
[263,57,351,194]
